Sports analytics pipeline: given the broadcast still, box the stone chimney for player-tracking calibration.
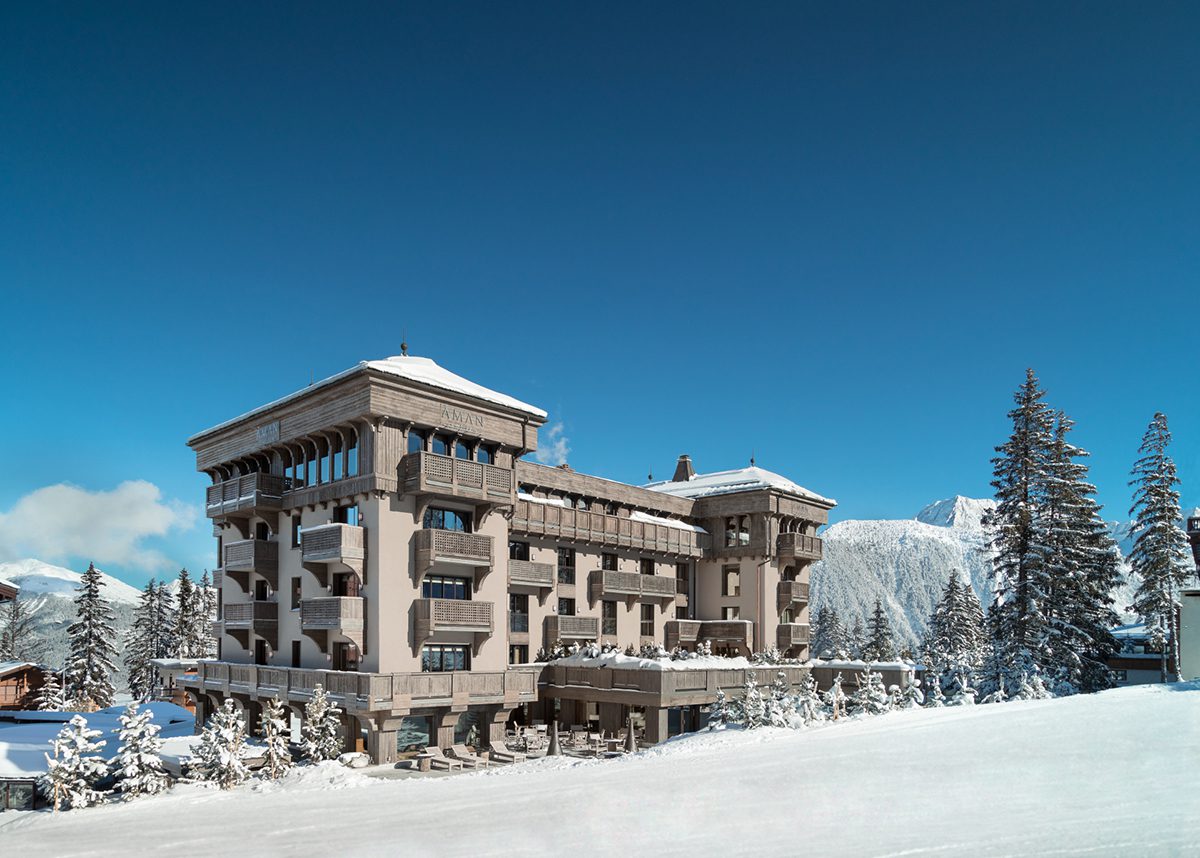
[672,454,695,482]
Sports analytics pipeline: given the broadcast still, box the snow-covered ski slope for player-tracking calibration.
[2,682,1197,856]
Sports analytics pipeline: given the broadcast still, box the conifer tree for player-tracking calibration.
[0,593,41,662]
[740,675,766,729]
[40,715,109,811]
[923,574,986,694]
[64,563,118,710]
[794,673,826,726]
[125,579,176,702]
[193,699,249,789]
[900,678,925,709]
[848,667,890,716]
[847,616,867,660]
[36,669,66,711]
[197,570,218,658]
[173,569,204,659]
[261,696,294,779]
[765,671,795,727]
[861,599,896,662]
[113,703,168,799]
[822,673,848,720]
[811,606,850,659]
[301,685,344,762]
[1128,413,1194,683]
[984,369,1056,695]
[924,676,946,707]
[708,689,730,730]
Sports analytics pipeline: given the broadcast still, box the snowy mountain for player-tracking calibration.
[0,558,142,605]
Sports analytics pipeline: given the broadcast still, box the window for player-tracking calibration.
[738,516,751,546]
[332,436,344,481]
[421,644,470,672]
[576,497,590,510]
[676,606,689,620]
[455,440,471,460]
[1114,670,1128,683]
[423,507,472,532]
[640,558,655,576]
[510,593,529,633]
[334,504,359,526]
[477,446,495,465]
[601,553,618,572]
[509,541,530,561]
[431,434,452,456]
[291,640,301,668]
[255,521,270,541]
[421,576,470,600]
[255,579,268,601]
[408,430,426,454]
[602,600,617,636]
[722,606,740,620]
[290,577,301,610]
[725,517,737,548]
[320,442,331,483]
[291,516,301,548]
[557,598,575,616]
[721,565,741,597]
[676,562,689,594]
[347,431,359,476]
[557,547,576,585]
[640,604,655,637]
[605,502,618,516]
[509,644,528,665]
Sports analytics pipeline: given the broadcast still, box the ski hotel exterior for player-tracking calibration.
[182,354,837,763]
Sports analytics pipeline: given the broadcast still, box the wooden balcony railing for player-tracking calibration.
[300,596,364,630]
[508,558,555,590]
[664,619,754,654]
[511,500,708,558]
[402,452,515,505]
[414,528,493,580]
[544,614,599,642]
[220,600,278,648]
[589,570,676,604]
[415,598,493,633]
[777,623,810,649]
[777,532,823,562]
[222,539,279,588]
[301,523,365,567]
[205,473,291,519]
[777,580,809,610]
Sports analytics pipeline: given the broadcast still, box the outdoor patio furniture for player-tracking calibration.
[489,743,526,764]
[451,743,492,768]
[427,749,463,772]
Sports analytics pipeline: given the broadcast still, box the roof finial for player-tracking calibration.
[750,452,756,467]
[648,469,653,482]
[400,327,409,357]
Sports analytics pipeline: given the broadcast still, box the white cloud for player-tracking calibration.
[0,480,197,571]
[534,421,571,467]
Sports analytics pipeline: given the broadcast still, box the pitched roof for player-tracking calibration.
[643,465,836,506]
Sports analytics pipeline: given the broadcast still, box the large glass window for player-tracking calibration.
[509,593,529,632]
[421,644,470,672]
[640,558,655,576]
[556,547,576,584]
[421,576,470,600]
[602,600,617,636]
[640,604,655,638]
[509,541,530,561]
[557,597,575,616]
[423,507,472,532]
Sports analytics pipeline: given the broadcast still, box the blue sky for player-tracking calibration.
[1,3,1196,589]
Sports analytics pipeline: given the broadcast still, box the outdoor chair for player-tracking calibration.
[451,743,491,768]
[489,742,526,764]
[427,749,463,771]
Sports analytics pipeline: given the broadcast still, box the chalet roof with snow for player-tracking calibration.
[643,465,836,507]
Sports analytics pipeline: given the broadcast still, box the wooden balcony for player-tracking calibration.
[544,614,600,643]
[511,500,708,558]
[402,452,515,506]
[588,570,676,607]
[413,598,494,655]
[222,539,279,589]
[777,580,809,611]
[205,473,291,520]
[413,528,493,583]
[185,662,540,713]
[221,600,278,648]
[777,623,810,650]
[211,569,223,590]
[664,620,754,655]
[300,523,365,584]
[300,596,365,650]
[777,532,823,563]
[508,558,554,604]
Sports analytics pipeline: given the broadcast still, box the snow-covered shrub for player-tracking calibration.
[765,671,796,727]
[39,715,109,811]
[949,668,978,706]
[740,675,766,729]
[193,699,249,789]
[260,696,293,779]
[794,673,827,726]
[848,667,889,717]
[639,643,669,659]
[822,673,848,721]
[708,689,730,730]
[113,703,168,798]
[753,645,784,665]
[302,684,344,762]
[899,679,925,709]
[924,677,946,707]
[36,670,66,711]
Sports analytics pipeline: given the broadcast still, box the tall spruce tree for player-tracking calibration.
[861,599,896,662]
[984,369,1056,693]
[173,569,204,659]
[64,563,118,710]
[197,570,218,658]
[0,593,41,662]
[923,573,986,693]
[847,616,867,660]
[1128,413,1193,683]
[125,579,177,702]
[811,606,850,659]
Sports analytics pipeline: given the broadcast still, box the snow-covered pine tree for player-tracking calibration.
[900,677,925,709]
[64,562,118,710]
[822,673,847,721]
[924,676,946,707]
[810,606,850,659]
[923,573,987,696]
[847,616,867,660]
[983,369,1056,696]
[848,667,889,716]
[113,703,168,799]
[766,671,795,727]
[193,699,249,789]
[1128,412,1194,683]
[794,672,826,726]
[173,569,204,659]
[36,669,67,711]
[125,579,175,702]
[301,684,344,762]
[197,570,218,658]
[1040,412,1121,694]
[260,696,293,779]
[155,580,177,660]
[39,715,109,811]
[0,593,41,662]
[861,599,896,663]
[740,675,765,729]
[708,689,730,730]
[948,667,977,705]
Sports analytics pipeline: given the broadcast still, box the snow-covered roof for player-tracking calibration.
[0,575,17,592]
[0,661,40,678]
[643,465,836,506]
[629,510,708,534]
[189,354,546,442]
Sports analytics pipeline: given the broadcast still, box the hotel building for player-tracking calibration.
[183,354,836,762]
